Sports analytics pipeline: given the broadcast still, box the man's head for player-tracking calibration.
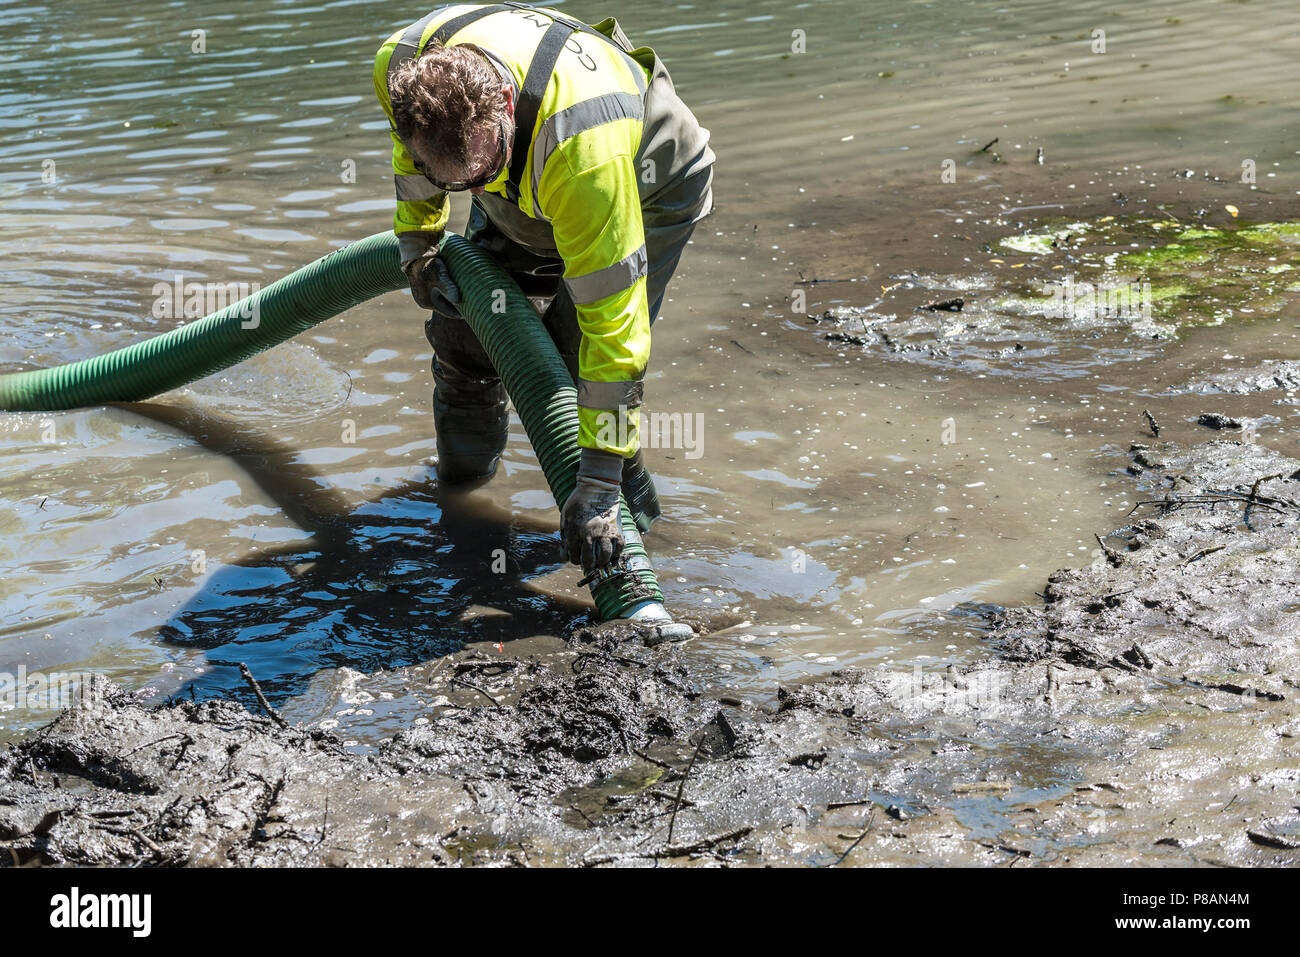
[389,43,514,193]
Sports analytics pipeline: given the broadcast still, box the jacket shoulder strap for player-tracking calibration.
[387,4,512,79]
[507,18,574,195]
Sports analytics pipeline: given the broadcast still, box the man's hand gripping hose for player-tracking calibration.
[565,449,693,644]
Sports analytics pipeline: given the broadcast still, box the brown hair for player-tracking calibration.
[388,43,507,176]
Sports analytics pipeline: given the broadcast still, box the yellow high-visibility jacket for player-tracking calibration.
[373,3,655,457]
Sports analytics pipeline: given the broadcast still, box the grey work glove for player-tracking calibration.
[561,447,626,572]
[404,252,460,313]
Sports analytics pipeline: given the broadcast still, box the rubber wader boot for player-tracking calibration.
[432,372,509,483]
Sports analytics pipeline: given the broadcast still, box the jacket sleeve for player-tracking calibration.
[545,152,650,458]
[373,38,449,265]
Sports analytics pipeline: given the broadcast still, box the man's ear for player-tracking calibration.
[502,82,515,118]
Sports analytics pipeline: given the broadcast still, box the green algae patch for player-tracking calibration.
[998,222,1094,255]
[1237,221,1300,243]
[994,216,1300,332]
[816,215,1300,376]
[1117,243,1214,269]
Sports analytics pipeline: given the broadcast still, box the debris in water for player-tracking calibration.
[1197,412,1243,430]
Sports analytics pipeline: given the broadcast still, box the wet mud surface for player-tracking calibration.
[5,436,1300,866]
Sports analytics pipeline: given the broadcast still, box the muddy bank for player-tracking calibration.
[4,433,1299,866]
[1178,359,1300,401]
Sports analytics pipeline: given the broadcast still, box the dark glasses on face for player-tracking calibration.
[415,119,509,192]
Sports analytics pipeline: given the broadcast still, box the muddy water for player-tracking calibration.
[2,0,1299,746]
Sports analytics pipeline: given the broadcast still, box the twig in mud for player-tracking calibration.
[450,675,498,706]
[583,827,753,866]
[978,137,999,153]
[1244,473,1284,530]
[1181,544,1226,566]
[1142,409,1161,437]
[238,663,288,730]
[85,818,164,858]
[121,733,185,757]
[427,657,451,683]
[572,651,645,673]
[1094,533,1124,567]
[660,827,752,858]
[631,748,675,771]
[1248,470,1289,501]
[455,658,518,676]
[981,839,1033,862]
[665,738,704,852]
[1194,680,1284,702]
[1129,490,1292,521]
[130,826,164,857]
[647,789,697,807]
[824,808,876,867]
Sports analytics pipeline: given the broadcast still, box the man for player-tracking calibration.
[373,3,714,590]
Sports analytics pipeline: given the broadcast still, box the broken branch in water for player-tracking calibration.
[1141,409,1160,437]
[1094,533,1125,567]
[795,270,857,285]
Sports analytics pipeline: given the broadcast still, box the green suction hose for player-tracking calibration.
[0,231,662,619]
[0,233,407,411]
[438,234,663,619]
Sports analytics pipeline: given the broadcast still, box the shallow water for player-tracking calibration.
[2,0,1298,744]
